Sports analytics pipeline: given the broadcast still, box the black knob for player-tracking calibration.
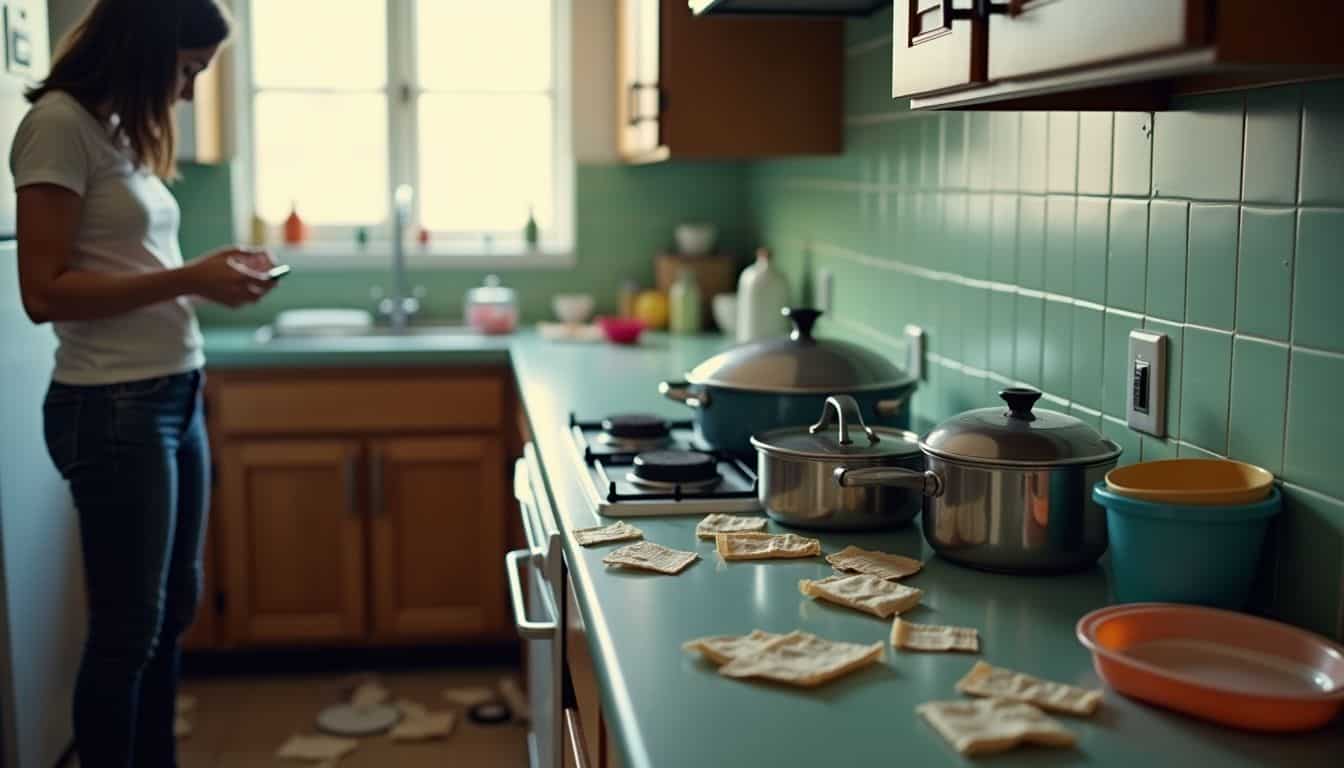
[784,307,822,341]
[999,387,1042,420]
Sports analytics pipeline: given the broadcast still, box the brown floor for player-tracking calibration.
[164,665,529,767]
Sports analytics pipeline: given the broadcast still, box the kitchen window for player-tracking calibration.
[231,0,574,266]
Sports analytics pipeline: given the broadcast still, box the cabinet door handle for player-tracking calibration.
[946,0,1017,22]
[627,81,659,126]
[564,708,591,768]
[343,453,358,518]
[369,448,384,518]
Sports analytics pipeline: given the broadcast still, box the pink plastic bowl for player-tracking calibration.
[596,316,645,345]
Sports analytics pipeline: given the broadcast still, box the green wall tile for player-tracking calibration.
[1046,112,1079,194]
[1142,437,1179,461]
[1071,305,1105,410]
[1112,113,1153,197]
[1077,112,1113,196]
[1020,112,1048,194]
[1185,203,1239,330]
[1102,311,1142,417]
[989,290,1016,377]
[1177,441,1223,459]
[172,164,235,264]
[1153,93,1245,201]
[1292,209,1344,353]
[937,280,964,359]
[1074,197,1110,305]
[919,117,942,188]
[942,112,968,190]
[1044,196,1076,296]
[1236,207,1296,341]
[1145,318,1184,439]
[1299,80,1344,205]
[1180,327,1233,454]
[1017,197,1045,289]
[1104,418,1142,467]
[1042,300,1073,399]
[1015,294,1044,387]
[990,194,1019,284]
[1070,405,1103,432]
[1285,349,1344,501]
[1145,200,1188,322]
[1228,337,1290,474]
[845,45,893,120]
[991,112,1021,191]
[967,113,994,191]
[962,284,990,370]
[965,195,992,279]
[1243,86,1302,205]
[940,193,968,275]
[844,4,893,46]
[1107,200,1149,312]
[1273,487,1344,641]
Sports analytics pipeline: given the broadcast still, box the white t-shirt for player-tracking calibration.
[8,90,204,385]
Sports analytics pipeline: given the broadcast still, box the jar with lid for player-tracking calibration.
[465,275,519,335]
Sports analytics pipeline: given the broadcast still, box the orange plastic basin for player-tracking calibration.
[1105,458,1274,506]
[1077,603,1344,732]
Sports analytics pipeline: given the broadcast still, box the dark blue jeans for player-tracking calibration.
[44,370,209,768]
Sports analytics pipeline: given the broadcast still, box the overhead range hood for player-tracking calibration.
[689,0,889,16]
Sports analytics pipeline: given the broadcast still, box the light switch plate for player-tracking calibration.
[905,325,925,381]
[816,268,834,315]
[1127,330,1167,437]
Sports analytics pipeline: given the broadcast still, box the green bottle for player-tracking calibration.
[669,268,702,335]
[523,206,539,251]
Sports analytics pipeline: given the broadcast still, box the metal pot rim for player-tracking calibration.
[919,443,1123,469]
[750,428,923,462]
[687,374,916,395]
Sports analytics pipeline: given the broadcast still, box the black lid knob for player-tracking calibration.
[784,307,822,341]
[999,387,1042,420]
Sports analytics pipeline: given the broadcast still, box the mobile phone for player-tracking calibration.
[267,264,292,281]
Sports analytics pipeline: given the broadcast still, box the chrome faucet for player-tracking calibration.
[378,184,420,330]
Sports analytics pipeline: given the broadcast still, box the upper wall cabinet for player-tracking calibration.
[618,0,843,162]
[894,0,1344,110]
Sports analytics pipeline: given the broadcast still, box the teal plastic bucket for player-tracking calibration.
[1092,483,1280,610]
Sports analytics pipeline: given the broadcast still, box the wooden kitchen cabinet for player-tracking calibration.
[617,0,843,162]
[220,439,368,645]
[369,436,506,642]
[897,0,1344,109]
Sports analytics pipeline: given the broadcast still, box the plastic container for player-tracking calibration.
[735,248,791,343]
[1106,458,1274,506]
[465,275,519,335]
[668,268,702,335]
[1092,483,1280,609]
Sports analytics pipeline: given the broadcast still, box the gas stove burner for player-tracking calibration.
[627,450,722,491]
[597,413,674,450]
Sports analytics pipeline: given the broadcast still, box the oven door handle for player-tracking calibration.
[513,459,545,558]
[505,549,558,639]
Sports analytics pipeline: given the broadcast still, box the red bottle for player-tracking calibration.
[283,203,306,246]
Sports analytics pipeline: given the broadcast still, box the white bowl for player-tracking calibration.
[711,293,737,335]
[675,223,718,256]
[552,293,595,324]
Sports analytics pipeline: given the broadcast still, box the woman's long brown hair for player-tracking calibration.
[25,0,231,179]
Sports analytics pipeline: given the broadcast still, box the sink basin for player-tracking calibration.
[253,323,483,344]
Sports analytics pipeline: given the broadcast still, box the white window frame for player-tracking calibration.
[227,0,575,269]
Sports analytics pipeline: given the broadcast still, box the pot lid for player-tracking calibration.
[921,388,1123,467]
[686,308,914,394]
[751,395,922,460]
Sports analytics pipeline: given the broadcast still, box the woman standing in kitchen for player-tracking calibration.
[8,1,274,764]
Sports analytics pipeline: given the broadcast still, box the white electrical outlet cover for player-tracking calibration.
[904,325,925,381]
[1126,330,1167,437]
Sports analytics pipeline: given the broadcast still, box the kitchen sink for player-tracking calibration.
[252,323,482,344]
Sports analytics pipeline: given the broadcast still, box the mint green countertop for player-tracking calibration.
[202,327,513,368]
[506,334,1343,768]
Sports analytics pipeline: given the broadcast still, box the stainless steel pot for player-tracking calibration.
[751,395,931,530]
[836,388,1123,573]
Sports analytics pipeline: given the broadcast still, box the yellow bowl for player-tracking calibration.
[1104,458,1275,506]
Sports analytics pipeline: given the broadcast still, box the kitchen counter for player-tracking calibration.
[202,327,513,369]
[506,334,1344,768]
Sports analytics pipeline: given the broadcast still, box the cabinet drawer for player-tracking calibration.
[213,375,504,435]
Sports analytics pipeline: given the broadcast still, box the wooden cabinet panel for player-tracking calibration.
[987,0,1207,81]
[221,439,367,645]
[369,436,507,641]
[893,0,987,97]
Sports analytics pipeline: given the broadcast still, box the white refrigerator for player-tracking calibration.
[0,1,87,766]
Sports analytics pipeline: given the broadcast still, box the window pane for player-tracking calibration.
[254,93,389,225]
[416,1,551,92]
[252,0,386,89]
[418,94,553,233]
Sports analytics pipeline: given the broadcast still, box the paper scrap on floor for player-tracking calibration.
[390,711,456,741]
[442,685,496,708]
[685,629,883,688]
[175,694,196,715]
[956,661,1103,716]
[603,541,699,574]
[715,532,821,561]
[695,513,768,539]
[826,545,922,580]
[918,698,1076,756]
[891,618,979,652]
[173,715,191,739]
[396,698,429,719]
[573,520,644,547]
[799,573,922,618]
[276,734,359,761]
[349,678,390,710]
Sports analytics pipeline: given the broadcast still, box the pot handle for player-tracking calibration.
[808,394,878,446]
[834,466,943,497]
[659,380,710,410]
